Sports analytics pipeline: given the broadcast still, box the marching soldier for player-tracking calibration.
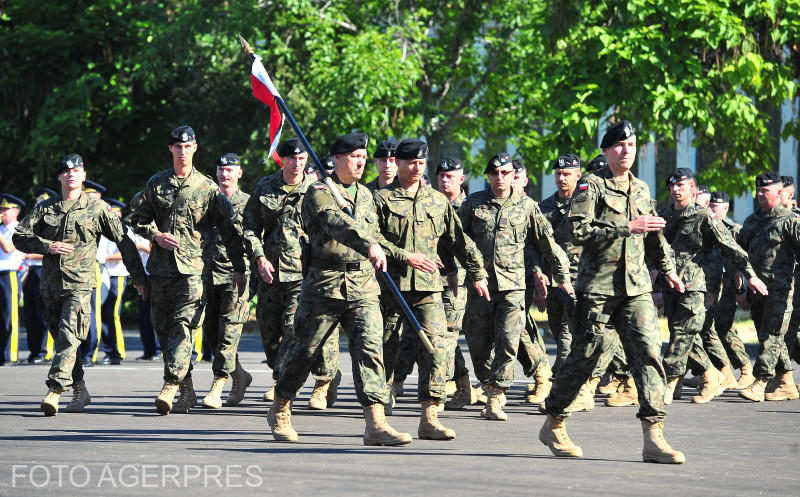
[0,194,25,366]
[78,179,107,367]
[365,140,398,192]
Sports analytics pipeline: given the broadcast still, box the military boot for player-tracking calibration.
[268,396,298,442]
[226,360,252,406]
[326,369,342,408]
[735,360,756,390]
[719,364,738,391]
[738,378,768,402]
[171,375,197,413]
[597,374,623,395]
[262,382,276,402]
[40,387,64,417]
[203,376,227,409]
[362,403,412,446]
[683,374,704,389]
[567,378,596,412]
[539,415,583,457]
[526,363,552,404]
[308,378,332,410]
[691,369,723,404]
[445,380,457,396]
[642,420,686,464]
[418,400,456,440]
[664,377,680,405]
[64,379,91,413]
[765,372,800,401]
[391,379,405,398]
[445,374,472,410]
[473,383,488,405]
[605,376,638,407]
[155,381,180,415]
[480,385,508,421]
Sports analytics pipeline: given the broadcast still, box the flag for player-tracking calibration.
[250,54,285,167]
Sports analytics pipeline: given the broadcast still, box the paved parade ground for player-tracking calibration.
[0,332,798,497]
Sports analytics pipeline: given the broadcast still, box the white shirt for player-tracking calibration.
[0,221,24,271]
[97,228,139,277]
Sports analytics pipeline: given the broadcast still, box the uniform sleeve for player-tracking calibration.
[98,207,147,285]
[129,182,159,241]
[440,202,486,282]
[210,191,247,274]
[241,184,267,261]
[704,215,756,279]
[568,181,631,245]
[12,206,51,255]
[530,204,569,285]
[304,187,377,257]
[643,227,676,277]
[783,217,800,261]
[373,193,409,264]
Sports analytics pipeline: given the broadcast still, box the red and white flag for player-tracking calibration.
[250,54,285,167]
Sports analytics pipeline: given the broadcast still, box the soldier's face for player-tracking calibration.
[335,149,368,183]
[782,185,795,208]
[216,165,242,189]
[487,164,515,196]
[376,157,397,180]
[397,158,426,187]
[757,184,783,210]
[670,179,694,204]
[0,207,19,225]
[603,135,637,174]
[58,166,85,191]
[709,202,729,219]
[513,168,529,189]
[554,168,581,196]
[169,141,197,167]
[697,193,710,208]
[281,153,308,179]
[438,170,464,195]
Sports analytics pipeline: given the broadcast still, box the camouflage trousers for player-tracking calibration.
[712,286,750,369]
[257,279,338,381]
[41,286,92,390]
[546,289,572,375]
[748,290,794,378]
[546,292,667,423]
[662,290,724,378]
[463,289,526,389]
[785,275,800,364]
[515,286,549,378]
[204,281,249,378]
[276,293,389,407]
[150,275,205,383]
[593,325,630,379]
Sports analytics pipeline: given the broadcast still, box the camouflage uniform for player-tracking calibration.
[14,194,146,389]
[130,168,246,384]
[275,175,389,406]
[658,201,755,378]
[785,206,800,364]
[736,206,800,379]
[545,166,675,423]
[241,172,337,382]
[203,188,251,377]
[459,188,569,389]
[374,181,485,402]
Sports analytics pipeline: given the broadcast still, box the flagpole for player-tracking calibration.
[239,36,435,355]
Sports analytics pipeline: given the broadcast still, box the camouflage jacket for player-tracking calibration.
[704,216,742,295]
[205,188,250,285]
[458,188,569,292]
[129,168,246,278]
[737,206,800,292]
[364,177,383,193]
[242,172,315,283]
[568,166,675,296]
[374,181,485,292]
[439,190,468,287]
[658,201,755,293]
[535,192,582,286]
[13,193,146,291]
[301,174,382,301]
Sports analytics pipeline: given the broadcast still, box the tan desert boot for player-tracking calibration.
[326,369,342,408]
[664,377,680,405]
[642,420,685,464]
[539,415,583,457]
[418,400,456,440]
[263,382,276,402]
[605,376,638,407]
[391,379,405,398]
[691,369,723,404]
[597,374,623,395]
[171,375,197,413]
[765,371,800,401]
[203,376,227,409]
[268,396,299,442]
[473,383,488,405]
[719,364,738,391]
[445,374,472,410]
[155,381,180,415]
[308,379,332,410]
[735,360,755,389]
[40,387,64,417]
[226,360,252,406]
[526,362,552,404]
[64,379,92,413]
[363,403,412,446]
[566,379,595,412]
[480,385,508,421]
[738,378,768,402]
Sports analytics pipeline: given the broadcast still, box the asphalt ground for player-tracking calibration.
[0,332,798,497]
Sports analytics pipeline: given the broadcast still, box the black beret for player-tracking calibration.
[321,154,336,171]
[755,172,781,188]
[34,187,58,202]
[709,191,730,204]
[512,159,525,172]
[587,154,608,172]
[330,133,368,155]
[169,125,196,145]
[395,139,429,160]
[216,153,241,167]
[436,157,463,175]
[600,120,636,149]
[666,168,694,185]
[105,198,126,210]
[277,138,307,157]
[554,154,580,170]
[374,140,398,159]
[0,194,25,209]
[56,154,84,175]
[697,184,710,195]
[782,175,795,187]
[83,179,106,194]
[484,152,512,174]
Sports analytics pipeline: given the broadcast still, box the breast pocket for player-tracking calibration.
[40,213,62,240]
[385,200,411,241]
[424,203,445,238]
[602,194,628,222]
[75,218,96,243]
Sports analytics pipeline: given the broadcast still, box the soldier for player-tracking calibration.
[365,140,398,192]
[736,172,800,402]
[0,194,25,367]
[268,132,411,445]
[13,154,146,416]
[77,179,107,367]
[459,152,573,421]
[374,141,488,439]
[539,121,686,463]
[656,169,767,405]
[696,185,711,208]
[201,153,253,409]
[780,177,800,367]
[130,126,247,415]
[242,138,341,409]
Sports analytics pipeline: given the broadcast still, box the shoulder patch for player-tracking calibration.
[577,182,589,191]
[313,184,326,190]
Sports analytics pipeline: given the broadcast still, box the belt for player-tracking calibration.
[311,260,372,271]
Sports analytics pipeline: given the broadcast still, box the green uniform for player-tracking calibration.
[546,166,675,423]
[130,168,246,384]
[203,188,251,377]
[14,193,146,389]
[459,188,569,389]
[275,175,388,407]
[784,206,800,364]
[374,181,485,402]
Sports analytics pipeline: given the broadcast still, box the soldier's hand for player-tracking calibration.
[447,272,459,296]
[232,272,246,297]
[558,282,575,296]
[368,244,387,272]
[436,255,445,269]
[652,291,664,309]
[154,232,180,250]
[629,215,666,234]
[533,271,549,300]
[473,278,490,302]
[535,293,547,312]
[664,272,685,293]
[135,284,148,301]
[747,276,769,296]
[257,256,275,284]
[406,252,437,273]
[704,292,716,308]
[48,242,74,255]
